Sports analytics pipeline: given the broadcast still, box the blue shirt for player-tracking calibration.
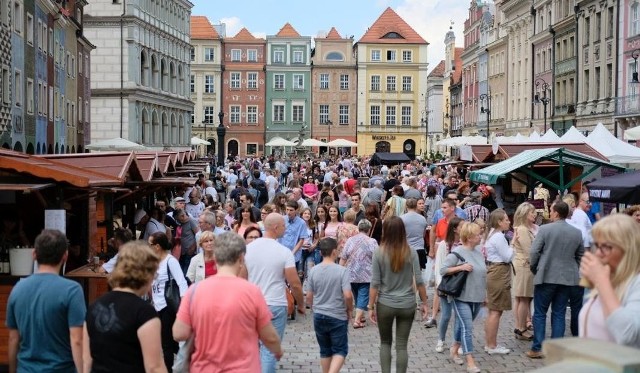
[432,207,468,225]
[6,273,86,373]
[587,202,601,224]
[278,216,309,262]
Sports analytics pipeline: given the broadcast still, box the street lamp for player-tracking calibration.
[202,120,207,156]
[216,111,225,167]
[479,91,491,144]
[324,119,332,142]
[631,49,640,83]
[421,110,429,155]
[534,78,551,132]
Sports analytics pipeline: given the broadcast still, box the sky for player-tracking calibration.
[191,0,470,73]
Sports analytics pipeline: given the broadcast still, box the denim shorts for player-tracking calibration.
[313,313,349,358]
[350,282,370,310]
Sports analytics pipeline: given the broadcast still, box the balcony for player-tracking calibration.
[555,57,576,76]
[614,95,640,117]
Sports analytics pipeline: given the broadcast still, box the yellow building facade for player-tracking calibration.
[355,8,429,157]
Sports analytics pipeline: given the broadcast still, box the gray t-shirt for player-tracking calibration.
[404,188,423,200]
[401,211,428,251]
[440,246,487,303]
[180,217,199,254]
[304,263,350,320]
[371,248,423,309]
[366,187,384,206]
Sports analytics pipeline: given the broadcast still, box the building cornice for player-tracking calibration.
[92,88,194,110]
[84,16,190,45]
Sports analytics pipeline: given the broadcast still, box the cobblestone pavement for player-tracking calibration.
[277,296,552,372]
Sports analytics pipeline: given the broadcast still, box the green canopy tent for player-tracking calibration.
[469,148,625,193]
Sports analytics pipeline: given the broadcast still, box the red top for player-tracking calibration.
[204,260,217,278]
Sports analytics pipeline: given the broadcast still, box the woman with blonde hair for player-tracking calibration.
[579,214,640,348]
[336,209,359,255]
[369,217,428,373]
[511,202,538,341]
[186,231,217,283]
[84,242,166,373]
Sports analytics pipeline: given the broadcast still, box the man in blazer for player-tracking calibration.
[527,201,584,358]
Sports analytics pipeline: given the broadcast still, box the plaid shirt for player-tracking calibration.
[464,204,490,223]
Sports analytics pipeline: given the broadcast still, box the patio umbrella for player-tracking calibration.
[86,137,146,151]
[300,138,327,147]
[190,137,211,146]
[326,139,358,147]
[265,137,297,147]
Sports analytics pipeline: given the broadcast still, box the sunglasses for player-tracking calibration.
[246,235,260,240]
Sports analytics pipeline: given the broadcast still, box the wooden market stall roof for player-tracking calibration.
[0,149,124,187]
[40,152,144,183]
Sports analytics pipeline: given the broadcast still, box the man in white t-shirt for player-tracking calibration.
[265,169,278,202]
[241,213,304,373]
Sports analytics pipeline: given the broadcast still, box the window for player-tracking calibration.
[1,0,8,25]
[48,28,53,56]
[231,49,241,62]
[41,83,47,116]
[386,50,396,61]
[247,106,258,123]
[14,1,22,35]
[14,69,22,107]
[608,6,614,38]
[585,17,590,44]
[386,75,396,91]
[26,13,33,45]
[78,97,82,122]
[190,113,194,124]
[402,50,412,62]
[26,78,33,114]
[293,50,303,63]
[246,143,257,155]
[78,52,82,74]
[292,105,303,122]
[230,105,240,124]
[230,72,241,89]
[42,22,47,54]
[247,72,257,89]
[190,47,195,61]
[339,105,349,125]
[632,3,640,36]
[401,106,411,126]
[386,105,396,125]
[319,104,329,124]
[204,106,215,124]
[204,75,214,93]
[190,75,195,93]
[370,75,380,91]
[274,50,284,63]
[37,82,43,115]
[204,48,214,61]
[48,86,53,120]
[247,49,257,62]
[293,74,304,90]
[2,67,9,104]
[339,74,349,90]
[371,50,381,61]
[273,105,285,121]
[274,74,285,90]
[402,76,412,92]
[370,105,380,125]
[320,73,329,89]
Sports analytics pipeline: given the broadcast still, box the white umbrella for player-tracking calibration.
[300,138,327,147]
[86,137,146,151]
[190,137,211,146]
[326,139,358,147]
[265,137,297,147]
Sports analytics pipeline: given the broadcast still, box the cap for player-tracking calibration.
[174,197,186,203]
[470,191,483,200]
[134,209,147,224]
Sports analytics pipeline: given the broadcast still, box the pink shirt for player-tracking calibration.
[579,295,615,343]
[303,183,318,198]
[177,276,272,373]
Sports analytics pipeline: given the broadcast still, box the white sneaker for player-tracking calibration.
[435,340,445,353]
[485,345,511,355]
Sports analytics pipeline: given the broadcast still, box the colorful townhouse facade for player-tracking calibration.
[221,27,267,158]
[615,0,640,131]
[311,27,357,155]
[355,7,429,157]
[264,23,311,155]
[460,0,484,137]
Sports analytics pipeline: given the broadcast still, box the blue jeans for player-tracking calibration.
[438,295,454,342]
[569,285,584,337]
[313,313,349,357]
[351,283,370,311]
[260,305,287,373]
[531,283,569,352]
[452,300,482,355]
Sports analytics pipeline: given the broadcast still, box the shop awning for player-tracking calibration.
[469,147,625,191]
[369,152,411,166]
[0,183,55,191]
[587,170,640,204]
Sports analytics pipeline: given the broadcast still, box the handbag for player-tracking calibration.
[164,260,181,314]
[437,252,469,298]
[173,282,199,373]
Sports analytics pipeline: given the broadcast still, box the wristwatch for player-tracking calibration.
[367,304,375,310]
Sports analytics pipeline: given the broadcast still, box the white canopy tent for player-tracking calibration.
[326,139,358,147]
[299,138,327,147]
[435,135,487,147]
[265,137,297,147]
[190,137,210,146]
[586,123,640,164]
[528,131,541,142]
[624,125,640,141]
[559,126,588,143]
[539,128,561,142]
[86,137,146,151]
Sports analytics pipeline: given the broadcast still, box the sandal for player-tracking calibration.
[526,322,533,331]
[353,321,365,329]
[514,328,533,341]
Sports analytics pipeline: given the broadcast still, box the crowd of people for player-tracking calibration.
[5,153,640,373]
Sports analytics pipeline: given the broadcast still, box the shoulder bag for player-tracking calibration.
[164,259,182,314]
[437,252,468,298]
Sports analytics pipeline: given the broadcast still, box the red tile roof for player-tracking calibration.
[229,27,262,41]
[429,60,445,78]
[275,23,301,37]
[325,27,342,39]
[191,16,219,39]
[358,7,427,44]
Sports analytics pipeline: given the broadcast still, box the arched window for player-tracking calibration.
[140,50,148,86]
[152,110,160,144]
[151,55,158,89]
[170,113,177,144]
[170,62,176,93]
[160,59,167,91]
[178,115,184,144]
[178,65,184,96]
[162,112,169,145]
[141,109,150,144]
[326,51,344,61]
